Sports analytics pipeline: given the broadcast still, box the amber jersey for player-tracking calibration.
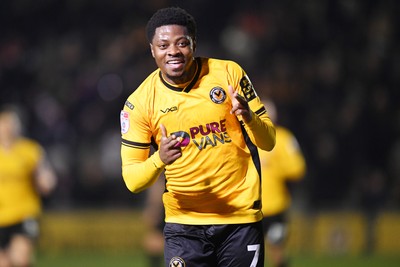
[260,126,306,216]
[0,138,44,226]
[121,57,275,225]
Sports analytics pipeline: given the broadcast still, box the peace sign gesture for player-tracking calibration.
[228,85,252,123]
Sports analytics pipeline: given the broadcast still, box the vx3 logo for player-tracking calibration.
[161,106,178,113]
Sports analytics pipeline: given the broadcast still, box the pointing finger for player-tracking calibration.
[235,93,247,106]
[160,124,167,138]
[228,85,238,103]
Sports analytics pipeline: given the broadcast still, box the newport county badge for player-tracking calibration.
[209,87,226,104]
[169,256,186,267]
[120,110,130,134]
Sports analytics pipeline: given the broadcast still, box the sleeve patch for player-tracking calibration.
[240,75,257,102]
[120,110,130,134]
[125,100,134,110]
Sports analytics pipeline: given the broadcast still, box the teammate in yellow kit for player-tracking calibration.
[0,105,57,267]
[120,7,276,267]
[260,100,306,267]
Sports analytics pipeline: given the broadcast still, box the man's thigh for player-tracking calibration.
[164,222,264,267]
[216,222,265,267]
[164,223,215,267]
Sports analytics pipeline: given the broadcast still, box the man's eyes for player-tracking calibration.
[178,41,189,47]
[157,41,189,49]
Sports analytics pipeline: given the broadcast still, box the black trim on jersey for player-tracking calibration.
[150,136,158,150]
[121,138,150,149]
[159,57,202,93]
[255,106,267,116]
[240,123,261,179]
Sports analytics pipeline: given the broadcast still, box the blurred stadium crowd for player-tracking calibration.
[0,0,399,212]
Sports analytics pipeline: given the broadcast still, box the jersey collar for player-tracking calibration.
[159,57,202,93]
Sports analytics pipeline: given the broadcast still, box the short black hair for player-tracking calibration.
[146,7,197,43]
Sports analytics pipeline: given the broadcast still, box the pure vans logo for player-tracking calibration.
[161,106,178,113]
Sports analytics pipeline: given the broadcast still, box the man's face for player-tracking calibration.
[0,112,21,139]
[150,24,196,85]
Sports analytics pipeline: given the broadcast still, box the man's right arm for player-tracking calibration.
[121,145,165,193]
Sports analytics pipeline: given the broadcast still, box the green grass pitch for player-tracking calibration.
[35,251,400,267]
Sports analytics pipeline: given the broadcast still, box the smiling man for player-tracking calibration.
[120,7,276,267]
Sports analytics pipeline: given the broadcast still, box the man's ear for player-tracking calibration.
[150,43,155,58]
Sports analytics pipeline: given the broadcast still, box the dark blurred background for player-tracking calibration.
[1,0,399,213]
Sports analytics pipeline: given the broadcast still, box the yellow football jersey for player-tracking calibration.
[121,57,275,225]
[260,126,306,216]
[0,138,43,226]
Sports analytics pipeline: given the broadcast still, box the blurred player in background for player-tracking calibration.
[260,100,306,267]
[121,7,275,267]
[142,172,165,267]
[0,105,57,267]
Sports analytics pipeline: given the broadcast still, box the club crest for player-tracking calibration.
[169,256,185,267]
[209,87,226,104]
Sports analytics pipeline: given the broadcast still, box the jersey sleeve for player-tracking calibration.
[227,62,276,151]
[244,109,276,151]
[120,95,165,193]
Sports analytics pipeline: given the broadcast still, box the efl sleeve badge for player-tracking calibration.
[120,110,130,134]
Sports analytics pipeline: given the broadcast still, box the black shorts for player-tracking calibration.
[164,221,264,267]
[0,219,40,249]
[262,213,288,245]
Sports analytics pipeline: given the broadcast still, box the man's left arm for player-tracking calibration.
[229,85,276,151]
[243,108,276,151]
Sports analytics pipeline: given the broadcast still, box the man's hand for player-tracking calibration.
[159,124,182,165]
[228,85,252,123]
